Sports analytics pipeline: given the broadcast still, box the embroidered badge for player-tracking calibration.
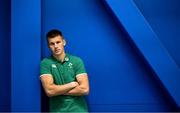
[68,62,73,68]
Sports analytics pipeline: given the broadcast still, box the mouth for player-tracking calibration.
[55,49,61,53]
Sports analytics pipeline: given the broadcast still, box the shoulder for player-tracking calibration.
[40,57,54,66]
[68,54,84,64]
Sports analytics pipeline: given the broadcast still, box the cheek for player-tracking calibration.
[49,46,54,51]
[59,44,64,48]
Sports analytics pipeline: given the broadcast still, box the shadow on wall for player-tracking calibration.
[0,0,11,111]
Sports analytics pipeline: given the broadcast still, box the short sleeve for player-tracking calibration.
[74,58,87,76]
[40,60,51,75]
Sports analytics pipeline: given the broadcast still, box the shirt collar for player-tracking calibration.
[51,53,70,63]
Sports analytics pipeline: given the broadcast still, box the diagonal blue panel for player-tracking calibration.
[103,0,180,108]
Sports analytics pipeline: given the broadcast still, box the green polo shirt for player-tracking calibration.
[40,53,88,112]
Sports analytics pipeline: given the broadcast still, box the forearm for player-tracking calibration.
[64,85,89,96]
[64,74,89,96]
[46,82,76,97]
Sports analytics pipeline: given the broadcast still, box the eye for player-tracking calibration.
[49,42,54,46]
[56,41,61,44]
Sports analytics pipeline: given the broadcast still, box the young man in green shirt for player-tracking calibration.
[40,29,89,112]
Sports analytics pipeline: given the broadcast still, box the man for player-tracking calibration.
[40,29,89,112]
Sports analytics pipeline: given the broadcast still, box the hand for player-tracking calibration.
[70,81,78,88]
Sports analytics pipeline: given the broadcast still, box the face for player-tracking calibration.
[48,35,65,56]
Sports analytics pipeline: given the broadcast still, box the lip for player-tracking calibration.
[55,49,61,53]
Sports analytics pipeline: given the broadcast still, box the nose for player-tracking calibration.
[54,43,58,48]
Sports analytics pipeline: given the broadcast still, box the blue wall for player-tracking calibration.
[133,0,180,108]
[103,0,180,110]
[41,0,179,111]
[133,0,180,68]
[0,0,11,111]
[0,0,179,112]
[11,0,41,111]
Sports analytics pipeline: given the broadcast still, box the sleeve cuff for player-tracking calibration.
[40,74,52,78]
[76,73,87,78]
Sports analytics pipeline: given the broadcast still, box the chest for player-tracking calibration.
[50,62,76,84]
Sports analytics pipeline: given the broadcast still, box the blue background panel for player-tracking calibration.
[134,0,180,106]
[0,0,11,111]
[11,0,41,111]
[103,0,180,108]
[42,0,178,111]
[133,0,180,68]
[0,0,179,112]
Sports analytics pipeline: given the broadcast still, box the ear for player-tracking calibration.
[63,39,66,46]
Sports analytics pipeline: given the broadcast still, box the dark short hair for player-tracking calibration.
[46,29,63,43]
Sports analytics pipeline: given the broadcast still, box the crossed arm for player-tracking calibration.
[40,74,89,97]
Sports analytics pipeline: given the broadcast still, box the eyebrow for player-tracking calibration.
[50,41,61,44]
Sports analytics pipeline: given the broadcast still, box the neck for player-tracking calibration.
[53,52,66,62]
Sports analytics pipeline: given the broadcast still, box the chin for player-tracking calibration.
[54,52,62,56]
